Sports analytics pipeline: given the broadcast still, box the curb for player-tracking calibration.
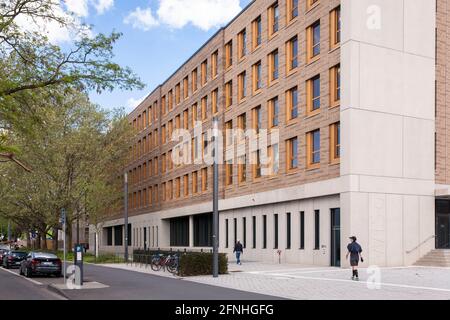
[47,284,70,300]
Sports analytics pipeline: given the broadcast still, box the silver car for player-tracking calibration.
[19,252,62,278]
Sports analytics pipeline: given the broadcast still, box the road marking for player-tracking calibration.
[0,267,43,286]
[266,272,450,293]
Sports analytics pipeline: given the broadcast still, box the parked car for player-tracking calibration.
[2,251,28,269]
[0,248,9,265]
[19,252,62,278]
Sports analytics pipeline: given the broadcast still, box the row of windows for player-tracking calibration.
[130,3,341,134]
[224,209,326,250]
[132,226,159,249]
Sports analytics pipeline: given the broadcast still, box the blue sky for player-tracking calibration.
[64,0,253,113]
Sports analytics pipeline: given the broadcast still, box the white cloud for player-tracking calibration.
[93,0,114,15]
[64,0,89,17]
[126,95,147,112]
[124,7,159,31]
[156,0,242,31]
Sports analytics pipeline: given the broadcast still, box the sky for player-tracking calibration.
[55,0,253,113]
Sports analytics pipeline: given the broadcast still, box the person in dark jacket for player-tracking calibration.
[346,236,363,280]
[233,240,243,265]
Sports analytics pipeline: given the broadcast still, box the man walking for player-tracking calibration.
[233,240,243,265]
[346,236,363,280]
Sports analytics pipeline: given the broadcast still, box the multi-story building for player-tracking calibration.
[91,0,447,267]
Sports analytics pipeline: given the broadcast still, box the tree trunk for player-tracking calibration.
[67,222,73,252]
[52,227,59,251]
[41,233,47,250]
[35,233,41,249]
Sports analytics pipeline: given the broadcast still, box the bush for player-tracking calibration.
[178,252,228,277]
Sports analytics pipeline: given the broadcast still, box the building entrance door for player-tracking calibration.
[144,227,147,250]
[331,208,341,267]
[436,199,450,249]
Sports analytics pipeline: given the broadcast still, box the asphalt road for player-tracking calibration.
[0,267,64,300]
[1,264,283,300]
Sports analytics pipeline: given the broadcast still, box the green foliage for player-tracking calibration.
[178,253,228,277]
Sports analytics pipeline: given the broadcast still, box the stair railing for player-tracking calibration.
[405,235,436,254]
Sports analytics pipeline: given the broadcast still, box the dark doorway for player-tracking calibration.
[143,227,147,250]
[436,199,450,249]
[331,208,341,267]
[194,213,213,247]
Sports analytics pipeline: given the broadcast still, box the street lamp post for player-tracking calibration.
[212,117,219,278]
[124,172,129,262]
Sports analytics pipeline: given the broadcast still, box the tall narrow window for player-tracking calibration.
[274,214,279,249]
[286,86,298,121]
[330,122,340,163]
[191,103,198,127]
[287,0,298,23]
[192,171,198,194]
[268,49,279,84]
[307,0,319,11]
[252,105,261,134]
[233,218,237,245]
[252,16,262,50]
[252,61,262,93]
[262,215,267,249]
[314,210,320,250]
[242,217,247,248]
[307,129,321,168]
[286,36,298,73]
[330,6,341,49]
[268,96,279,128]
[212,88,218,114]
[201,167,208,191]
[237,113,246,142]
[238,155,247,183]
[307,21,321,62]
[307,75,321,114]
[168,180,173,200]
[286,137,298,170]
[300,211,305,249]
[225,80,233,108]
[201,60,208,86]
[238,71,247,102]
[252,216,256,249]
[252,150,262,179]
[192,68,198,93]
[201,95,208,121]
[225,120,233,146]
[268,2,279,36]
[226,160,233,186]
[183,174,189,197]
[286,212,291,249]
[175,177,180,198]
[330,64,340,107]
[175,114,180,130]
[238,29,247,59]
[225,219,229,248]
[225,41,233,69]
[268,143,279,175]
[183,77,189,100]
[183,109,189,129]
[168,90,173,111]
[161,96,166,116]
[211,50,218,78]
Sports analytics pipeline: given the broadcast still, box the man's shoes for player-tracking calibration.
[351,276,355,280]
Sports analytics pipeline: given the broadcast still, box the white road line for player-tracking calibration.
[267,272,450,293]
[246,267,338,274]
[0,267,43,286]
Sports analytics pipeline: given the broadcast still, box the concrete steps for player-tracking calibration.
[414,250,450,267]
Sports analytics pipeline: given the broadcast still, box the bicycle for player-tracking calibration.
[151,253,179,274]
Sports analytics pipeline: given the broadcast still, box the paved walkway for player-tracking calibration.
[99,261,450,300]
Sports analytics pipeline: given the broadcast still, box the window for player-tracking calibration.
[201,60,208,86]
[286,86,298,121]
[201,95,208,121]
[286,36,298,73]
[225,120,233,146]
[237,113,246,141]
[168,180,173,200]
[307,75,321,113]
[307,129,321,168]
[287,0,298,22]
[274,214,278,249]
[268,2,279,36]
[183,174,189,197]
[300,211,305,249]
[183,77,189,99]
[286,212,291,249]
[192,171,198,194]
[307,0,319,11]
[252,61,262,93]
[242,217,247,248]
[161,96,166,116]
[262,215,267,249]
[330,122,340,163]
[168,120,173,140]
[252,105,261,134]
[268,49,279,84]
[252,150,262,179]
[268,97,279,128]
[233,218,237,245]
[211,50,218,78]
[148,186,152,205]
[238,29,247,59]
[225,80,233,108]
[307,21,321,62]
[192,68,198,93]
[175,114,180,130]
[161,153,167,173]
[238,155,247,183]
[168,90,173,110]
[153,101,158,121]
[330,6,341,49]
[175,177,181,198]
[226,160,233,186]
[183,109,189,129]
[175,83,181,105]
[238,71,247,102]
[314,210,320,250]
[225,219,229,248]
[191,103,198,127]
[168,150,173,170]
[201,167,208,191]
[170,217,189,247]
[252,16,262,50]
[268,143,279,175]
[252,216,256,248]
[330,64,340,107]
[286,137,298,170]
[225,41,233,69]
[212,88,218,114]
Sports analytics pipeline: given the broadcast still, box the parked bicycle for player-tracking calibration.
[151,253,179,274]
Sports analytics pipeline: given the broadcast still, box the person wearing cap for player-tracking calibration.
[233,240,243,265]
[346,236,363,280]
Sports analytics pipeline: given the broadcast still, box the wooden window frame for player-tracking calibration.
[306,21,321,63]
[201,60,208,86]
[238,71,246,102]
[225,41,233,69]
[286,36,298,74]
[238,29,247,60]
[329,64,340,108]
[286,137,298,171]
[251,16,262,51]
[238,155,247,184]
[307,0,319,12]
[286,86,298,122]
[183,174,189,197]
[225,80,233,108]
[168,180,173,200]
[252,61,262,94]
[175,83,181,105]
[306,75,321,115]
[191,103,198,128]
[192,68,198,93]
[330,6,341,50]
[268,2,279,37]
[168,150,173,170]
[201,167,208,192]
[192,171,198,194]
[252,150,262,179]
[225,160,233,186]
[252,105,262,135]
[168,120,173,141]
[329,122,340,164]
[175,177,181,198]
[183,77,189,100]
[211,51,218,79]
[237,113,246,142]
[183,109,189,129]
[268,49,279,85]
[161,96,166,116]
[201,95,208,121]
[168,90,173,111]
[212,88,218,114]
[268,96,279,128]
[306,129,321,169]
[225,120,233,146]
[287,0,299,23]
[268,143,279,175]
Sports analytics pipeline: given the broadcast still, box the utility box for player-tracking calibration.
[74,244,84,286]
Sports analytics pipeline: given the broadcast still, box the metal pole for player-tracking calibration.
[62,208,66,285]
[124,172,129,262]
[76,214,79,246]
[212,117,219,278]
[7,220,11,242]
